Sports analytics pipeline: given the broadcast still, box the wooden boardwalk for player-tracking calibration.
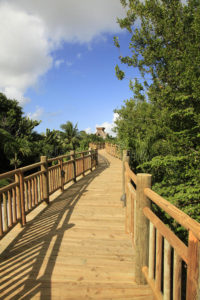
[0,150,153,300]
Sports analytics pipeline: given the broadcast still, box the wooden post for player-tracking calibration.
[121,150,129,207]
[40,156,49,204]
[19,171,26,226]
[186,231,200,300]
[81,153,85,176]
[89,149,93,171]
[95,147,98,166]
[70,150,76,183]
[135,173,152,284]
[15,173,21,220]
[59,158,64,192]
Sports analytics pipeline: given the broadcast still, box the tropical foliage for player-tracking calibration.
[113,0,200,229]
[0,93,104,175]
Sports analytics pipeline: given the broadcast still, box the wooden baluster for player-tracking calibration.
[135,173,152,284]
[149,222,155,280]
[186,231,200,300]
[57,166,59,189]
[34,177,38,205]
[155,231,162,291]
[59,159,64,192]
[163,239,171,300]
[37,176,41,203]
[19,171,26,226]
[15,173,21,220]
[25,181,28,211]
[122,150,129,209]
[12,188,17,223]
[52,169,54,192]
[40,174,43,201]
[50,169,52,193]
[28,180,32,209]
[173,250,182,300]
[131,192,134,238]
[81,153,85,176]
[125,178,129,234]
[90,150,93,171]
[3,193,8,232]
[8,190,13,227]
[54,167,56,189]
[31,179,35,206]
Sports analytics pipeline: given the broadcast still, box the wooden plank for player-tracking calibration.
[173,250,182,300]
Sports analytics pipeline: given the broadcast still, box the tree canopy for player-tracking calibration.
[114,0,200,228]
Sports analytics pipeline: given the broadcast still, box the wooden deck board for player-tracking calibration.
[0,150,154,299]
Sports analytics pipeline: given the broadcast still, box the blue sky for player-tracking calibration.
[0,0,142,135]
[24,33,135,134]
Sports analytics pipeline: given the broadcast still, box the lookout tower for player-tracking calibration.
[95,127,107,139]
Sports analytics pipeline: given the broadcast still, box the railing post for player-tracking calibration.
[81,152,85,176]
[70,150,76,183]
[186,231,200,300]
[59,158,64,192]
[88,149,93,171]
[15,173,21,220]
[95,146,98,166]
[19,171,26,226]
[121,150,129,207]
[135,173,152,284]
[40,156,49,204]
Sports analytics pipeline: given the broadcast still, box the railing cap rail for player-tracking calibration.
[144,187,200,240]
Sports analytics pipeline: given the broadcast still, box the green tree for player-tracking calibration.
[114,0,200,224]
[0,93,40,171]
[60,121,80,151]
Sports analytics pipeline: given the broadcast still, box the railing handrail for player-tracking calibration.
[144,187,200,240]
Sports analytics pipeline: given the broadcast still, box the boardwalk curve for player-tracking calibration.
[0,150,153,299]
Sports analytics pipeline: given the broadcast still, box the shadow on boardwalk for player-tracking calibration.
[0,155,109,300]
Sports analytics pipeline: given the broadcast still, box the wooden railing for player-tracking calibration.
[89,142,105,150]
[105,143,121,159]
[107,147,200,300]
[0,149,98,239]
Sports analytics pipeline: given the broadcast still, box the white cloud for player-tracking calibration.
[7,0,126,44]
[85,127,92,134]
[2,86,30,106]
[0,2,52,104]
[96,113,119,137]
[77,53,82,59]
[0,0,125,103]
[27,107,44,121]
[55,59,64,68]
